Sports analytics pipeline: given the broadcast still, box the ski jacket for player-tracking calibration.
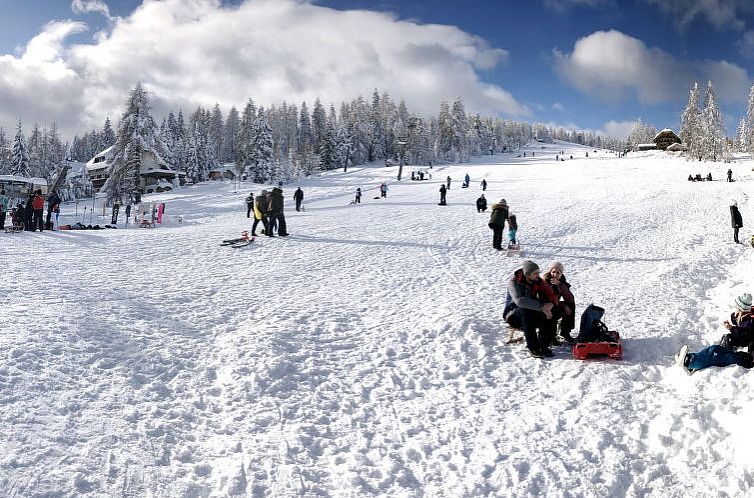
[47,192,61,210]
[503,268,558,320]
[542,271,574,304]
[0,194,8,212]
[488,202,508,227]
[730,311,754,343]
[731,205,743,228]
[245,195,254,206]
[439,185,446,194]
[294,189,304,201]
[32,195,45,210]
[267,188,284,213]
[254,194,268,218]
[508,215,518,230]
[476,197,487,211]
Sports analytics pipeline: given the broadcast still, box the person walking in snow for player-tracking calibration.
[46,190,61,230]
[355,188,362,204]
[245,192,255,218]
[0,189,8,229]
[503,260,559,358]
[476,194,487,213]
[542,261,576,345]
[731,201,743,244]
[727,168,733,182]
[379,183,388,198]
[675,293,754,373]
[293,187,304,212]
[464,173,470,188]
[25,192,34,230]
[481,179,487,191]
[446,176,451,190]
[253,190,270,236]
[267,187,288,236]
[439,184,447,205]
[31,190,45,232]
[488,199,508,250]
[507,213,518,247]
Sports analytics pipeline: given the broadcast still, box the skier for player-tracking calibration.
[508,213,518,247]
[481,179,487,191]
[355,188,362,204]
[294,187,304,212]
[675,293,754,374]
[488,199,508,250]
[542,261,576,345]
[245,192,255,218]
[267,187,288,236]
[727,168,733,182]
[438,184,447,206]
[476,194,487,213]
[731,201,743,244]
[46,190,61,230]
[503,260,559,358]
[0,189,8,229]
[253,190,270,237]
[446,176,451,190]
[32,190,45,232]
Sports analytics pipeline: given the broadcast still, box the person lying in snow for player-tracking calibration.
[675,293,754,374]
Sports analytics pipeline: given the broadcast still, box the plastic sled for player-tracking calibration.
[572,331,622,360]
[506,243,523,257]
[504,325,524,344]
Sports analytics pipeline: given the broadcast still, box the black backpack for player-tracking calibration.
[577,304,613,343]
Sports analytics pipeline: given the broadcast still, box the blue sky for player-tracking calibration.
[0,0,752,138]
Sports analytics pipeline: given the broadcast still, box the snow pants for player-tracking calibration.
[269,211,287,235]
[295,199,302,211]
[0,211,5,229]
[687,345,753,371]
[33,209,44,231]
[506,307,555,352]
[489,224,504,250]
[734,227,740,243]
[252,216,268,236]
[247,204,254,218]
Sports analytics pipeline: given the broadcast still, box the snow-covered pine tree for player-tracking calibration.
[252,107,274,182]
[101,117,116,149]
[209,104,224,163]
[437,100,453,161]
[236,99,257,179]
[681,82,703,161]
[28,123,43,178]
[298,101,312,156]
[701,80,724,162]
[311,98,327,155]
[11,120,30,177]
[746,83,754,159]
[451,97,468,162]
[0,128,10,174]
[735,117,748,153]
[101,83,169,202]
[222,106,240,163]
[369,90,385,162]
[319,121,339,170]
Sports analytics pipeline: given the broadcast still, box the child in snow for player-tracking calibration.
[675,293,754,374]
[507,213,518,247]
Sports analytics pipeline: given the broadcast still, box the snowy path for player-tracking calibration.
[2,142,753,497]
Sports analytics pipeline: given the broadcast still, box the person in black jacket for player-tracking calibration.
[293,187,304,211]
[731,201,743,244]
[439,184,447,205]
[488,199,508,250]
[267,187,288,236]
[245,192,255,218]
[476,194,487,213]
[46,190,61,229]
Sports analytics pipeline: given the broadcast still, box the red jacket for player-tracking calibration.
[32,195,45,210]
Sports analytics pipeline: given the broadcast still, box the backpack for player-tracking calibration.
[577,304,613,342]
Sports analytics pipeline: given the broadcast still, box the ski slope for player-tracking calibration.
[2,141,753,497]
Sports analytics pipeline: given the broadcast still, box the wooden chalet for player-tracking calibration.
[653,128,681,150]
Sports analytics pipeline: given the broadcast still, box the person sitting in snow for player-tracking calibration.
[503,260,559,358]
[476,194,487,213]
[675,293,754,374]
[541,261,576,345]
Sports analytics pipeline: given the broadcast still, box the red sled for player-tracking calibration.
[572,331,622,360]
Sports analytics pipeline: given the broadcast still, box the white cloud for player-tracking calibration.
[71,0,112,20]
[600,120,636,139]
[554,30,750,105]
[736,30,754,58]
[643,0,750,31]
[551,102,565,112]
[0,0,528,138]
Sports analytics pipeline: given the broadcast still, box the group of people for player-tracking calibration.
[0,189,61,232]
[245,187,289,237]
[687,173,712,182]
[504,260,576,357]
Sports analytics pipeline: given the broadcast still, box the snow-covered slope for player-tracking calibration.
[2,141,753,497]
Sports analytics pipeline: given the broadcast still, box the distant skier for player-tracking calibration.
[355,188,362,204]
[245,192,255,218]
[727,168,733,182]
[481,179,487,191]
[731,201,743,244]
[464,173,470,188]
[488,199,508,250]
[446,176,451,190]
[439,184,447,205]
[294,187,304,212]
[476,194,487,213]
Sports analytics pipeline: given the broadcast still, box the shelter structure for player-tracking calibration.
[653,128,681,150]
[86,146,185,194]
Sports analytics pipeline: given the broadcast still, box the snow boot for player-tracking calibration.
[528,347,545,359]
[674,345,692,375]
[540,346,554,357]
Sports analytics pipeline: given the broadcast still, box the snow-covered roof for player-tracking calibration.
[86,145,115,170]
[0,175,47,185]
[637,143,657,148]
[653,128,678,140]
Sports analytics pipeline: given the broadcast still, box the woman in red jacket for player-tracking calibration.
[542,261,576,344]
[32,190,45,232]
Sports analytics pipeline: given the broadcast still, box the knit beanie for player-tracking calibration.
[547,261,564,273]
[734,293,752,312]
[522,260,539,276]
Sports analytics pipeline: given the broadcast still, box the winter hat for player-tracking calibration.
[500,198,507,205]
[547,261,564,273]
[521,260,539,276]
[734,293,752,312]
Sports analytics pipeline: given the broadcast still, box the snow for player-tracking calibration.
[2,140,753,497]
